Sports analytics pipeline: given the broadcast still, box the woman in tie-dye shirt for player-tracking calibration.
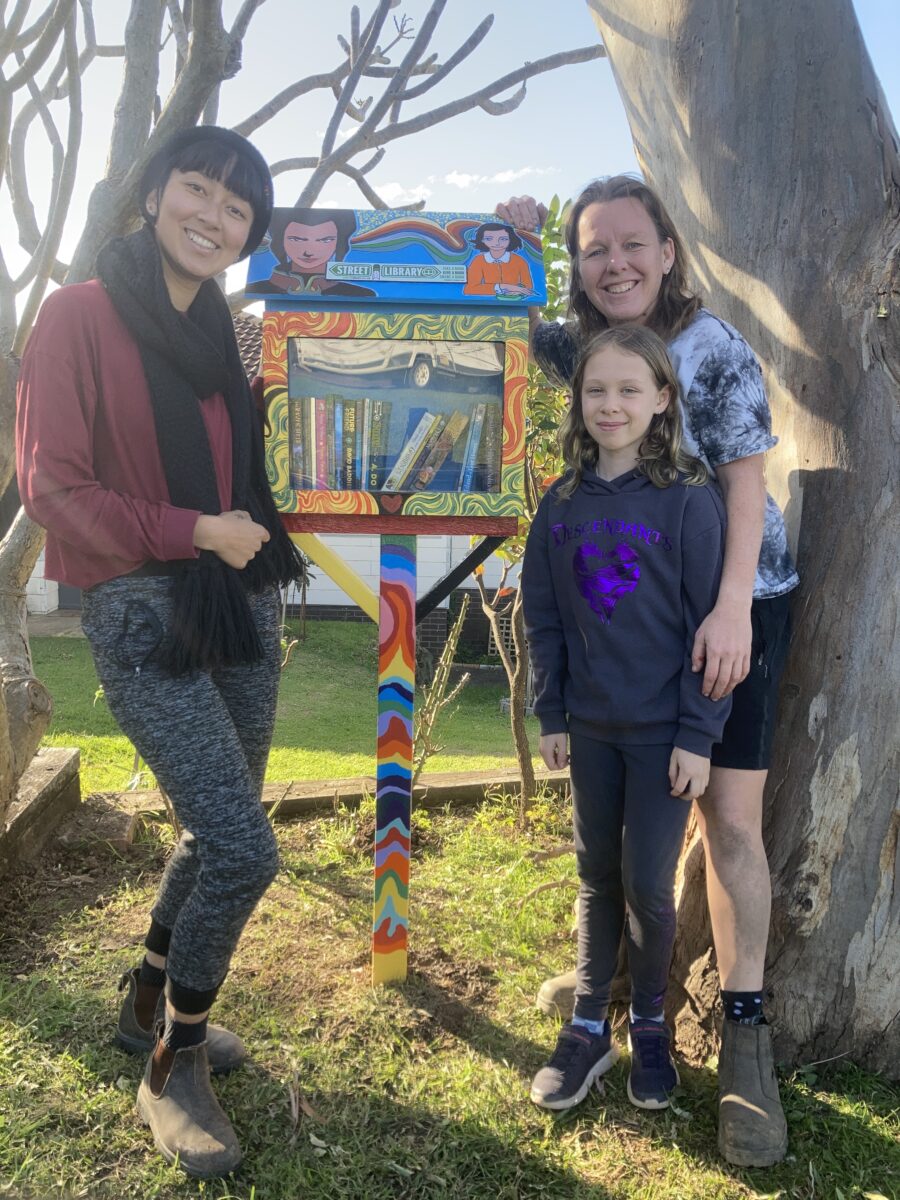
[498,176,795,1168]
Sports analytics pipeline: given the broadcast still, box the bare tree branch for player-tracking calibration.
[298,0,447,203]
[398,13,492,102]
[228,0,265,44]
[233,66,348,138]
[0,0,32,57]
[107,0,165,180]
[14,5,81,353]
[328,44,607,168]
[9,44,64,267]
[4,0,75,91]
[165,0,190,61]
[478,83,527,117]
[321,0,391,159]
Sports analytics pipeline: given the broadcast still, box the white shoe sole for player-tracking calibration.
[530,1044,620,1111]
[626,1030,680,1109]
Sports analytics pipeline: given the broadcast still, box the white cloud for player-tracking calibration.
[372,181,433,206]
[436,166,560,189]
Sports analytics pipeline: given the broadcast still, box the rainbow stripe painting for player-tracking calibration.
[372,535,416,983]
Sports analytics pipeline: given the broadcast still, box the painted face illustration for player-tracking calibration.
[283,220,339,273]
[481,228,511,259]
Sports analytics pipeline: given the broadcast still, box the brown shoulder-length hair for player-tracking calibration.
[565,175,702,342]
[557,325,708,499]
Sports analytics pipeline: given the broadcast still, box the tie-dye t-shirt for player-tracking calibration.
[532,309,799,598]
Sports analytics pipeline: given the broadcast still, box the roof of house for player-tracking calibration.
[233,310,262,379]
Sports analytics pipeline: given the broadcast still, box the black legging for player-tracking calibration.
[569,733,692,1021]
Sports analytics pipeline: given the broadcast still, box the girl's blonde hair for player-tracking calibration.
[557,325,708,499]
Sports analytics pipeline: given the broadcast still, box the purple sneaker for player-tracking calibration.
[530,1022,619,1111]
[627,1019,680,1109]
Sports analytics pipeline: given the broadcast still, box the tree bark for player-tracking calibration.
[587,0,900,1076]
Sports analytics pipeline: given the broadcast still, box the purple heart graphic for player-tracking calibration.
[573,542,640,623]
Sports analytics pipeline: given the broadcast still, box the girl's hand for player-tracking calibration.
[540,732,569,771]
[668,747,710,800]
[194,511,270,569]
[495,196,548,231]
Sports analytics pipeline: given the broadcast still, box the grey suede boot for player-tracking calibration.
[116,969,246,1074]
[718,1020,788,1167]
[536,969,577,1020]
[136,1035,242,1178]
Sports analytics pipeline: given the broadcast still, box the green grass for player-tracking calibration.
[0,797,897,1199]
[31,621,542,794]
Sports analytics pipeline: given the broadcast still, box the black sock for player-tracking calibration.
[138,956,166,990]
[721,989,765,1024]
[163,1010,208,1052]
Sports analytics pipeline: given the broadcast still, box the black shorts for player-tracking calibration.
[710,593,793,772]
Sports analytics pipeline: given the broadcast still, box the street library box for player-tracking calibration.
[250,207,546,535]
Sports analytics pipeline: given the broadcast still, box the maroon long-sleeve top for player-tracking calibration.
[16,280,233,590]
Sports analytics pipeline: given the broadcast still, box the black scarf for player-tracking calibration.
[96,225,305,675]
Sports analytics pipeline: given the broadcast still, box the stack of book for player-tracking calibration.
[288,396,502,493]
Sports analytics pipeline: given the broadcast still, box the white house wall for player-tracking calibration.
[287,534,521,608]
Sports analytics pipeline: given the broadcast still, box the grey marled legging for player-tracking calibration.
[81,576,280,1002]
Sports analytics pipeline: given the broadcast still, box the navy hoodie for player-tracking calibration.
[521,468,731,757]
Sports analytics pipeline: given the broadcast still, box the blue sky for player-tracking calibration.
[3,1,897,272]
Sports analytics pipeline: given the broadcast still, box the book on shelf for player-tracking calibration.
[368,399,393,490]
[411,409,469,489]
[476,401,503,492]
[406,413,447,487]
[343,399,357,489]
[314,397,328,489]
[383,410,440,491]
[459,402,487,491]
[333,399,344,489]
[288,398,306,489]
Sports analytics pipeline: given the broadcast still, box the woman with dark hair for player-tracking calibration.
[247,206,375,297]
[463,220,534,296]
[17,126,306,1178]
[499,177,797,1168]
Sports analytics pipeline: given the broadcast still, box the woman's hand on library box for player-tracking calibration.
[194,510,270,569]
[668,747,710,801]
[540,733,569,772]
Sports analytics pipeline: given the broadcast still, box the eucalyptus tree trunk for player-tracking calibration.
[587,0,899,1076]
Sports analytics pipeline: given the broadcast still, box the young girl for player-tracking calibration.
[17,126,304,1178]
[522,324,731,1112]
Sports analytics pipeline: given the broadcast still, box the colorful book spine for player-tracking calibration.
[306,397,317,490]
[354,399,365,488]
[406,413,447,487]
[477,401,503,492]
[460,402,487,492]
[315,397,328,489]
[383,411,436,491]
[343,400,357,489]
[333,399,344,489]
[368,399,393,490]
[412,409,469,489]
[360,397,372,486]
[288,397,305,489]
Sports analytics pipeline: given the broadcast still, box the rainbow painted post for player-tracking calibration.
[372,534,416,983]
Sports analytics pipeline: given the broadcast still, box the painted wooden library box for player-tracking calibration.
[250,207,546,536]
[247,207,545,984]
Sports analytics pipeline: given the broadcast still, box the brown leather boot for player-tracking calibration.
[536,969,577,1019]
[137,1034,242,1178]
[116,969,246,1074]
[718,1020,788,1167]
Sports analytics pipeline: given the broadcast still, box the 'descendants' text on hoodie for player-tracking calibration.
[521,468,732,757]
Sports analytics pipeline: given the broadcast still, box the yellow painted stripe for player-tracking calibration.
[372,948,407,984]
[289,533,379,622]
